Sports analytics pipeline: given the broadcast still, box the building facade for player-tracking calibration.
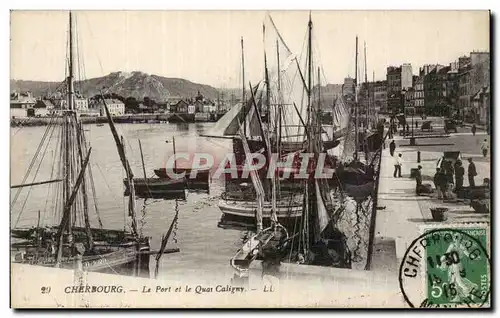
[10,91,36,109]
[413,75,425,113]
[91,99,125,116]
[10,92,36,118]
[74,98,89,111]
[372,80,387,113]
[469,52,490,125]
[386,66,402,113]
[401,64,413,90]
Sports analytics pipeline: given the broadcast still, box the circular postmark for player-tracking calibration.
[399,228,491,308]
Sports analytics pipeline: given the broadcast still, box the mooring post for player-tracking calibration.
[417,151,421,163]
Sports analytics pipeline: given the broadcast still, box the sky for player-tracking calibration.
[10,10,490,88]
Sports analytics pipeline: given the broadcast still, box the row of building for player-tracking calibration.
[10,91,126,118]
[10,90,230,119]
[340,51,490,125]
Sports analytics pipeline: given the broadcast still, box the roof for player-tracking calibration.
[102,99,124,105]
[437,66,451,75]
[10,96,36,104]
[35,100,55,108]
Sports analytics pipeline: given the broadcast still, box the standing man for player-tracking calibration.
[481,139,489,158]
[434,168,445,200]
[454,160,464,193]
[389,140,396,157]
[415,165,423,195]
[471,124,477,136]
[468,158,477,187]
[393,153,403,178]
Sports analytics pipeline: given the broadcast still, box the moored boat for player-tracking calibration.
[123,177,186,197]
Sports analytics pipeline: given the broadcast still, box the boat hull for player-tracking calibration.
[217,199,303,230]
[123,178,186,198]
[11,245,151,277]
[154,168,210,193]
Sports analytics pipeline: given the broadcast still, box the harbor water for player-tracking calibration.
[10,121,374,278]
[10,122,247,278]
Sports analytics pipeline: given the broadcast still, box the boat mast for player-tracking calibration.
[102,97,139,238]
[354,36,359,161]
[302,13,313,257]
[67,11,94,250]
[364,41,368,131]
[307,14,313,153]
[276,39,282,195]
[263,24,277,225]
[64,11,75,239]
[241,37,246,137]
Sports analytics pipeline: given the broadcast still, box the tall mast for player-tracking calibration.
[373,70,376,124]
[241,37,246,136]
[364,41,368,131]
[68,11,75,112]
[307,14,313,153]
[263,25,270,130]
[354,36,359,161]
[303,12,313,258]
[263,24,277,225]
[276,39,282,196]
[317,67,321,152]
[63,11,75,237]
[102,97,139,238]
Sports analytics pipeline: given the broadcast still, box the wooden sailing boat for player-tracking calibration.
[229,14,353,271]
[215,15,352,231]
[10,12,150,276]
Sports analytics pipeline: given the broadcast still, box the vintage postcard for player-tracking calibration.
[9,10,491,308]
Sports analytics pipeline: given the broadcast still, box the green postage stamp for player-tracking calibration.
[425,227,490,307]
[399,223,491,308]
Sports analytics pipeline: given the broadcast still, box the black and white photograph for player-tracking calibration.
[8,9,491,308]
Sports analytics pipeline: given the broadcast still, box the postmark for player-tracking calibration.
[399,226,490,308]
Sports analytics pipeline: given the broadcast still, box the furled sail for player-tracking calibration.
[313,180,330,242]
[239,123,265,232]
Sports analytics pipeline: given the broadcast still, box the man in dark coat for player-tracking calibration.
[454,160,465,192]
[415,165,423,195]
[468,158,477,187]
[433,168,446,199]
[389,140,396,157]
[471,124,477,136]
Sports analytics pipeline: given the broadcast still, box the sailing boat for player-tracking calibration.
[10,12,151,276]
[212,15,351,231]
[230,13,387,271]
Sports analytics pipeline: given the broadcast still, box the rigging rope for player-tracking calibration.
[14,120,58,228]
[11,115,56,209]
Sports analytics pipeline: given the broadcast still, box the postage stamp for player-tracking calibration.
[9,9,491,308]
[399,223,491,308]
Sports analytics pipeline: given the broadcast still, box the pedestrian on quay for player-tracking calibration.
[433,167,446,200]
[471,124,477,136]
[393,153,403,178]
[415,165,423,195]
[481,139,489,158]
[454,160,464,193]
[415,121,419,129]
[443,160,454,198]
[389,140,396,156]
[468,158,477,187]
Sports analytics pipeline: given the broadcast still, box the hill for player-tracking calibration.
[10,71,219,101]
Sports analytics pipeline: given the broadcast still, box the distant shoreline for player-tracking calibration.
[10,112,224,127]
